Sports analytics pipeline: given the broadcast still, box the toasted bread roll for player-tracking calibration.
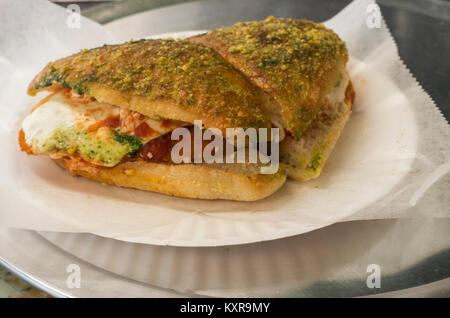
[55,158,286,201]
[20,18,355,201]
[191,17,353,181]
[190,17,348,140]
[28,39,271,132]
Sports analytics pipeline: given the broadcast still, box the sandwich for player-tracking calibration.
[19,17,354,201]
[191,16,355,180]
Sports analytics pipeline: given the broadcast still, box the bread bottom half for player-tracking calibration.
[54,159,286,201]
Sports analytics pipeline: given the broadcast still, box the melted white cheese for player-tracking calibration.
[325,70,349,112]
[22,97,77,153]
[22,91,185,166]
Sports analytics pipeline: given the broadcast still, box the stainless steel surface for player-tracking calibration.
[53,1,116,11]
[0,227,183,297]
[37,219,450,297]
[1,218,449,297]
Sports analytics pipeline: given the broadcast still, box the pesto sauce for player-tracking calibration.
[309,153,322,171]
[35,127,143,166]
[112,129,143,153]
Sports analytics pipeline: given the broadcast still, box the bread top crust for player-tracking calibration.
[28,39,271,132]
[190,17,348,140]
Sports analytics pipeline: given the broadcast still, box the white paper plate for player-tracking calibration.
[0,31,417,247]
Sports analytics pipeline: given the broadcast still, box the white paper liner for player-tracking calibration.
[0,0,449,246]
